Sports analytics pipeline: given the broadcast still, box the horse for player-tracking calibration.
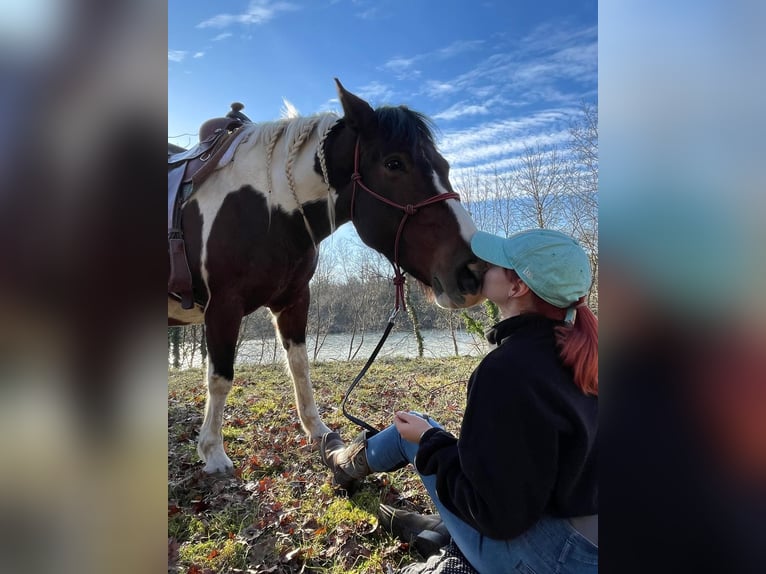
[168,79,485,473]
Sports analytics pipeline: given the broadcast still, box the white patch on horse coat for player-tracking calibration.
[198,116,339,214]
[284,343,332,438]
[431,171,477,242]
[198,369,234,473]
[188,116,341,287]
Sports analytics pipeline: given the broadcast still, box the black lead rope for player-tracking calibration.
[340,307,400,437]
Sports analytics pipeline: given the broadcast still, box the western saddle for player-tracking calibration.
[168,103,252,309]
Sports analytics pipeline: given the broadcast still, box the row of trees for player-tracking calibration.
[168,102,598,369]
[455,101,598,308]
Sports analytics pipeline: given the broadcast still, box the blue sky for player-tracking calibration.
[168,0,597,180]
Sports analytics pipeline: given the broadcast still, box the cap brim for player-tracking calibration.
[470,231,512,268]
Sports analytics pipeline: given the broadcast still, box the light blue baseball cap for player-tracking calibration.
[470,229,592,308]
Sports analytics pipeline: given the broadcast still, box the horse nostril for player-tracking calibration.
[432,275,444,296]
[457,263,481,295]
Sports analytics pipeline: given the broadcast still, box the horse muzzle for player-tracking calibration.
[432,258,487,309]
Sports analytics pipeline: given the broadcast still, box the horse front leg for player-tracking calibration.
[198,298,243,473]
[271,291,332,440]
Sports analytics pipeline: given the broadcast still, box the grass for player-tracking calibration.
[168,356,476,573]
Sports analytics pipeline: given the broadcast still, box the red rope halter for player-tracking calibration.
[349,138,460,312]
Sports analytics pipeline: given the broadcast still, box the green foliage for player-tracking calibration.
[461,299,500,338]
[177,538,248,571]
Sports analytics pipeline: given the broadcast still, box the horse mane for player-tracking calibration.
[229,106,436,237]
[240,113,340,234]
[373,106,438,160]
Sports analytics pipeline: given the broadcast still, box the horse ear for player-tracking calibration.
[335,78,376,135]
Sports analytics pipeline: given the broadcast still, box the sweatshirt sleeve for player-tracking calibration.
[415,353,559,539]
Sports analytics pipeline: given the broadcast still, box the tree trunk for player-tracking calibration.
[405,279,424,358]
[449,312,459,356]
[168,327,181,369]
[199,325,207,365]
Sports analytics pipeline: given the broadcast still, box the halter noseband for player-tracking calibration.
[349,138,460,312]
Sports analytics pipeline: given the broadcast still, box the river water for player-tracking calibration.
[173,328,490,369]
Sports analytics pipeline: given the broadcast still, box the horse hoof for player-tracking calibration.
[201,453,234,474]
[202,463,234,475]
[309,423,332,441]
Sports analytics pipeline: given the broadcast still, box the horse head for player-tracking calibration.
[332,79,486,309]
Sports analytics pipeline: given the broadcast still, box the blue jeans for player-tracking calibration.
[366,415,598,574]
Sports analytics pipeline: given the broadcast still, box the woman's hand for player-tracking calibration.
[394,411,434,444]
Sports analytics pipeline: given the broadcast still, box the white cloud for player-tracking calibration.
[383,57,415,73]
[436,39,484,59]
[414,24,596,109]
[520,23,597,55]
[440,111,571,153]
[354,1,382,20]
[436,108,576,173]
[381,40,484,82]
[168,50,187,63]
[381,56,420,80]
[353,81,394,105]
[212,32,232,41]
[197,0,298,29]
[193,52,205,59]
[449,134,574,182]
[433,102,490,121]
[317,98,341,114]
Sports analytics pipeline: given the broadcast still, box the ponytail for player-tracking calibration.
[504,270,598,395]
[555,298,598,396]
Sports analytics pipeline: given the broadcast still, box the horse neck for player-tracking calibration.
[319,121,356,231]
[244,114,344,244]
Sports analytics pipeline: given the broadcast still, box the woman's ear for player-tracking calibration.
[508,277,531,298]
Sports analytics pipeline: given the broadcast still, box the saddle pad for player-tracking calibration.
[216,127,251,169]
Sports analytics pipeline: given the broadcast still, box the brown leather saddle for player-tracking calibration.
[168,103,252,309]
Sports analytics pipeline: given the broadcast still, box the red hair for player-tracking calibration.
[506,270,598,395]
[554,299,598,396]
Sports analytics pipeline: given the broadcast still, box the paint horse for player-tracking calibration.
[168,79,485,473]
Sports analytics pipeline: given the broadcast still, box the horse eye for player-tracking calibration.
[384,158,404,171]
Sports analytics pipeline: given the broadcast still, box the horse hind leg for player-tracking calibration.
[272,299,331,440]
[197,300,242,473]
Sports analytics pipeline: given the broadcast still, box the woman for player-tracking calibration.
[321,229,598,573]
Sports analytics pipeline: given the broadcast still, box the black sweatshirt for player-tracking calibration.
[415,313,598,540]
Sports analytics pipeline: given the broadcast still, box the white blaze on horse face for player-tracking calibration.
[197,368,234,473]
[431,171,477,242]
[284,343,332,438]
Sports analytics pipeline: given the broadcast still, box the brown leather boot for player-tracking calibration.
[377,504,451,558]
[319,431,370,489]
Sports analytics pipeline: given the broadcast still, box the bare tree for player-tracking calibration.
[168,327,181,369]
[334,236,390,360]
[515,143,567,230]
[455,167,496,232]
[234,314,253,364]
[308,246,339,362]
[564,102,598,308]
[405,278,424,357]
[197,324,207,365]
